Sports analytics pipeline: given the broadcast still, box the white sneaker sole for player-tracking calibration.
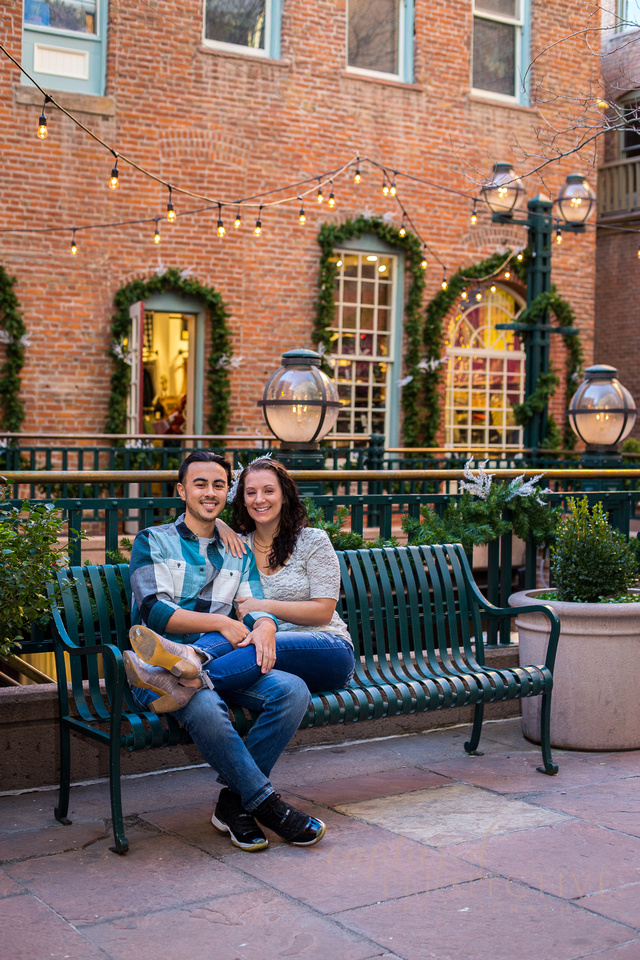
[210,811,269,852]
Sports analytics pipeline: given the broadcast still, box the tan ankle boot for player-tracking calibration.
[129,625,203,679]
[124,651,204,714]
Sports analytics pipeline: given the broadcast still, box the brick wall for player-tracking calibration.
[0,1,599,441]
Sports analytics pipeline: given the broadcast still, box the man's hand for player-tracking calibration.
[238,618,277,673]
[218,618,251,648]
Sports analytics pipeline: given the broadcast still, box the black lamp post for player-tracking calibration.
[258,348,341,492]
[482,164,596,451]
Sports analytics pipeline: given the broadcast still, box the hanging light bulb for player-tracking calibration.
[504,270,511,280]
[398,218,407,238]
[421,246,428,269]
[556,226,563,244]
[354,166,361,183]
[328,182,336,208]
[234,208,242,229]
[70,229,77,255]
[153,219,161,243]
[461,289,468,300]
[217,203,226,237]
[516,252,523,261]
[298,200,306,224]
[317,184,324,203]
[475,289,482,301]
[382,178,389,196]
[441,268,448,290]
[254,206,263,236]
[470,203,478,225]
[37,107,48,140]
[637,244,640,260]
[389,176,397,196]
[166,187,176,223]
[109,156,119,190]
[490,284,497,293]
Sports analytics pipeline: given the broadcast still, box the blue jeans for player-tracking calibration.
[131,669,311,812]
[196,630,355,694]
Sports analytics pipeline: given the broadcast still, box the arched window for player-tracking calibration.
[445,286,525,450]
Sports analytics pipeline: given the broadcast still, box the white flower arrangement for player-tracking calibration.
[460,459,550,505]
[124,439,154,450]
[397,375,413,387]
[216,353,244,370]
[459,459,493,499]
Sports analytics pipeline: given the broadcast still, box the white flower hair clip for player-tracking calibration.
[227,452,274,502]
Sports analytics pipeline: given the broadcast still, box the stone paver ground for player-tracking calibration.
[1,717,639,960]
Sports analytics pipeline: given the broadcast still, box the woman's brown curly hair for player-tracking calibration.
[231,458,308,570]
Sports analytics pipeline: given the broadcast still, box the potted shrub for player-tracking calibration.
[509,497,640,750]
[0,482,69,660]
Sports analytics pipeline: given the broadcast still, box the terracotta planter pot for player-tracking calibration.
[509,588,640,751]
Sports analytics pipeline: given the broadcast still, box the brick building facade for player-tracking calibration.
[0,1,600,449]
[596,2,640,437]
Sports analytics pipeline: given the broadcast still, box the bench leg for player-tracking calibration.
[54,718,72,826]
[464,701,485,756]
[108,736,129,854]
[537,691,558,775]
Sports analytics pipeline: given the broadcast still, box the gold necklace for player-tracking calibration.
[253,538,272,553]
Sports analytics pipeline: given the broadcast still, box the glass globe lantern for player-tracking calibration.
[568,365,637,453]
[258,349,341,447]
[556,173,596,224]
[480,162,527,216]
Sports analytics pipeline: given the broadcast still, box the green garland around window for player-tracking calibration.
[510,288,584,450]
[421,251,583,449]
[315,217,426,446]
[106,268,233,434]
[420,251,521,446]
[0,265,27,433]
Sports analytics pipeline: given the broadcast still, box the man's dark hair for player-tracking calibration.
[178,451,231,486]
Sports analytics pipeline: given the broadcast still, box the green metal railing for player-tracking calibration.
[4,467,640,658]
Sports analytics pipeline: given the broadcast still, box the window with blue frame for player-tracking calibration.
[472,0,529,103]
[203,0,282,59]
[22,0,107,96]
[346,0,414,84]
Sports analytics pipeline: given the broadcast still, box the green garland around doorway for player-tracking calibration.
[421,252,583,449]
[0,265,27,433]
[315,217,426,446]
[106,268,233,435]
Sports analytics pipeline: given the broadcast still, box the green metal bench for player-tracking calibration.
[49,543,560,854]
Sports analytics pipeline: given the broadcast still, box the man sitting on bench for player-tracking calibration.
[125,450,326,852]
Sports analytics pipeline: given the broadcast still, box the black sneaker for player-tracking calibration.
[211,788,269,852]
[254,793,326,846]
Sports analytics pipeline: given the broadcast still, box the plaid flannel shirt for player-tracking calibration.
[129,513,275,642]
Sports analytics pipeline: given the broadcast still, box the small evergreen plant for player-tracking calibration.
[550,497,639,603]
[402,461,559,556]
[0,483,70,656]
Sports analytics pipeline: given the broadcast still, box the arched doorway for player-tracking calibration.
[444,286,525,450]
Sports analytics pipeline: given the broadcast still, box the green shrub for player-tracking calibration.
[550,497,639,603]
[0,484,70,656]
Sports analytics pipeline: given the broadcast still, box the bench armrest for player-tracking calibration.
[480,599,561,674]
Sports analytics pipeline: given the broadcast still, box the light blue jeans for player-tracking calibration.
[132,669,311,812]
[129,631,354,809]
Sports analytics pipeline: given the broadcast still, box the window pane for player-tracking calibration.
[348,0,399,75]
[622,103,640,156]
[205,0,266,50]
[473,17,516,96]
[25,0,96,33]
[475,0,518,17]
[621,1,640,26]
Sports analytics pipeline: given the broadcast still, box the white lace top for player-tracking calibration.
[244,527,352,647]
